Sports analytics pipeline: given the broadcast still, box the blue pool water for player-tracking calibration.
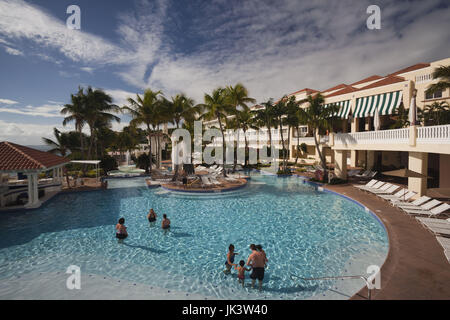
[0,172,388,299]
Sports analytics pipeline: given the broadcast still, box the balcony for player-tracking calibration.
[333,124,450,154]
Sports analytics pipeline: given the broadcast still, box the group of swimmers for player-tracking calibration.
[225,243,268,290]
[115,217,268,290]
[114,209,171,240]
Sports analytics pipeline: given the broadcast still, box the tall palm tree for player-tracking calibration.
[61,87,86,159]
[426,65,450,95]
[272,97,290,172]
[225,84,256,168]
[235,109,258,166]
[164,94,202,181]
[123,89,163,174]
[284,96,300,165]
[297,93,339,181]
[82,86,121,160]
[252,100,276,156]
[199,88,234,176]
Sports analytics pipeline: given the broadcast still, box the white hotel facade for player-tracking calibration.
[205,57,450,197]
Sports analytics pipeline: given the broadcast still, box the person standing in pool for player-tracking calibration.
[247,246,265,290]
[256,244,268,267]
[115,218,128,242]
[147,209,157,225]
[224,244,238,274]
[162,214,171,231]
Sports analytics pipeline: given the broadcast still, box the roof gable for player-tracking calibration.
[0,141,69,171]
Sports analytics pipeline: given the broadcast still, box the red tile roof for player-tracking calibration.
[322,83,348,93]
[358,75,406,90]
[350,75,383,86]
[287,88,319,96]
[388,63,430,76]
[0,141,69,171]
[325,85,359,98]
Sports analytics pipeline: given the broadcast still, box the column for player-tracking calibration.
[408,152,428,196]
[350,150,358,168]
[334,150,348,180]
[366,151,375,170]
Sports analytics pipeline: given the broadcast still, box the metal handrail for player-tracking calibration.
[291,274,374,300]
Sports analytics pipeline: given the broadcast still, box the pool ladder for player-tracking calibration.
[291,274,375,300]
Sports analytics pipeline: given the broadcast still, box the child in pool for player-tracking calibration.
[235,260,251,287]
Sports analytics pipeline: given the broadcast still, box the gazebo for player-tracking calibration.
[0,142,69,208]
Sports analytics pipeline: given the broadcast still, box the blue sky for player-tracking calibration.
[0,0,449,144]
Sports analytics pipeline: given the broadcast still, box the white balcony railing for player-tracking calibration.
[335,128,410,145]
[417,124,450,143]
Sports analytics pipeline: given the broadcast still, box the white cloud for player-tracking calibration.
[0,119,74,145]
[0,104,63,118]
[105,89,138,107]
[0,98,18,105]
[4,46,23,56]
[80,67,94,74]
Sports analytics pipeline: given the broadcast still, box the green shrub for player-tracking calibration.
[329,177,348,185]
[100,155,118,173]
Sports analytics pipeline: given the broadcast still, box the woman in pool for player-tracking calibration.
[224,244,238,274]
[162,214,171,230]
[147,209,157,224]
[115,218,128,241]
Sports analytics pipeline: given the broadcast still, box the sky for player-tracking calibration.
[0,0,449,145]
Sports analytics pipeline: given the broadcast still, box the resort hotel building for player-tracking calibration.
[205,57,450,197]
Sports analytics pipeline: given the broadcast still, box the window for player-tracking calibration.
[425,90,442,100]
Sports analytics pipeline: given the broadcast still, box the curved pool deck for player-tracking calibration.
[322,184,450,300]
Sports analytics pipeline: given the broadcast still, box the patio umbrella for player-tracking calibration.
[382,168,430,179]
[373,107,380,131]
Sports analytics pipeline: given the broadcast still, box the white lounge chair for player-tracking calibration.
[201,176,213,187]
[364,182,392,194]
[369,184,400,195]
[393,195,431,208]
[403,203,450,217]
[209,177,222,186]
[354,179,378,189]
[388,191,417,203]
[416,217,450,230]
[358,181,385,191]
[398,198,441,211]
[378,188,407,200]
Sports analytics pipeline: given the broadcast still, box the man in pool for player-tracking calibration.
[162,214,171,230]
[246,246,266,290]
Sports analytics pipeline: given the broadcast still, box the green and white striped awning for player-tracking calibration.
[324,100,351,119]
[354,91,402,118]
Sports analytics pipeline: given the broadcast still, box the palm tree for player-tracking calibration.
[272,97,290,172]
[423,101,450,125]
[297,93,339,181]
[61,87,86,159]
[252,100,276,157]
[82,86,121,160]
[426,65,450,95]
[225,84,256,168]
[236,109,258,166]
[199,88,234,176]
[123,89,163,174]
[164,94,202,181]
[284,96,300,165]
[42,128,74,187]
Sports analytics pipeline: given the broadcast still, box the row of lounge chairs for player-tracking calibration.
[354,179,450,262]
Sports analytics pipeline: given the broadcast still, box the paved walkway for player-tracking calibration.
[324,184,450,300]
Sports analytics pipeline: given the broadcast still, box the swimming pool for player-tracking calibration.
[0,172,388,299]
